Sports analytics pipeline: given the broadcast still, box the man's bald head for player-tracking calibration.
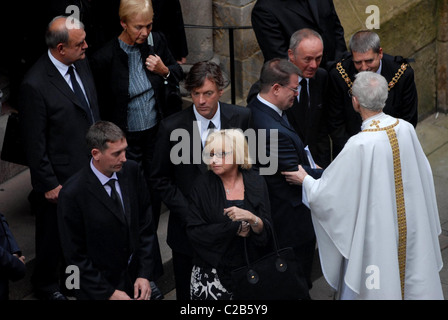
[46,16,88,65]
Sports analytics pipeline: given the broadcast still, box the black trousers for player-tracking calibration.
[126,125,160,220]
[30,191,66,294]
[293,237,316,290]
[172,250,193,301]
[126,125,163,279]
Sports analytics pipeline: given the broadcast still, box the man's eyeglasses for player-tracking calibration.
[279,84,299,94]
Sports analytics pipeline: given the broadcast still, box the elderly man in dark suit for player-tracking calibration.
[248,28,332,168]
[247,58,323,295]
[328,30,418,158]
[18,16,100,300]
[58,121,157,300]
[251,0,346,68]
[150,61,252,300]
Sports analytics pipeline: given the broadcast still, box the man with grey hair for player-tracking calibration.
[247,28,332,167]
[283,71,443,300]
[328,30,418,158]
[285,28,331,168]
[19,15,100,300]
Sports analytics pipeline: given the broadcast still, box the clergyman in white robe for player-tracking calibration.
[285,72,444,300]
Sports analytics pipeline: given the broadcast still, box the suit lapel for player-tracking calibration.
[86,167,128,225]
[220,103,235,129]
[74,60,100,121]
[116,170,131,226]
[186,106,208,174]
[45,56,91,119]
[307,77,318,134]
[45,56,78,104]
[380,55,394,81]
[256,100,296,134]
[255,99,309,165]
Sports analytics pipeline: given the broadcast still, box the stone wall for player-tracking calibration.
[180,0,445,118]
[334,0,439,119]
[180,0,262,104]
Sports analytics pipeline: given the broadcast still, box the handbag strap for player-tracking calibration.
[242,219,280,268]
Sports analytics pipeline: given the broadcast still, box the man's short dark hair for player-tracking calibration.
[259,58,301,93]
[86,121,125,152]
[184,61,226,92]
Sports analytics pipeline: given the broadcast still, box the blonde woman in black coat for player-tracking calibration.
[187,129,272,300]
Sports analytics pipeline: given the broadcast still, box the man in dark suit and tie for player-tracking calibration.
[251,0,346,68]
[247,58,322,294]
[327,30,418,158]
[18,16,100,300]
[248,28,332,168]
[150,61,252,300]
[58,121,157,300]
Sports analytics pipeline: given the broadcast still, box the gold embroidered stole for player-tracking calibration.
[363,119,407,299]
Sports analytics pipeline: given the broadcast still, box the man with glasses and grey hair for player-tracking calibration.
[328,30,418,159]
[248,28,332,168]
[283,71,443,300]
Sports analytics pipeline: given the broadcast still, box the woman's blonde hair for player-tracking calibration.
[119,0,153,22]
[203,129,252,170]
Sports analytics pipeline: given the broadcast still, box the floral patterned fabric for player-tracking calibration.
[190,265,233,300]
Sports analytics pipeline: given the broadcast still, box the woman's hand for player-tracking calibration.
[224,206,253,223]
[145,54,169,77]
[224,207,263,235]
[237,221,250,237]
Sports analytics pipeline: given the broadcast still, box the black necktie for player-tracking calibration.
[299,78,309,110]
[205,120,216,141]
[67,66,94,124]
[105,179,125,216]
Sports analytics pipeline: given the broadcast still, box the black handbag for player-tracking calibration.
[231,222,309,300]
[1,112,27,166]
[162,76,183,116]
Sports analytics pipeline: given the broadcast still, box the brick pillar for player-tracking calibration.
[179,0,214,63]
[213,0,262,104]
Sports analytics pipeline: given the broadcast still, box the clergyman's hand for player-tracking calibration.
[281,165,308,185]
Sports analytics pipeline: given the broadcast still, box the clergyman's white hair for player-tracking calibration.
[352,71,388,112]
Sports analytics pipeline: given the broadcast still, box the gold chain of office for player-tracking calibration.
[336,62,408,95]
